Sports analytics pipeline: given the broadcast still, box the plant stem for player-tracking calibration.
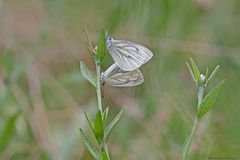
[95,60,110,160]
[183,118,199,160]
[183,86,204,160]
[104,143,110,160]
[197,86,205,108]
[95,61,103,114]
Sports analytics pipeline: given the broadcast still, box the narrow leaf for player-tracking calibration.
[189,58,201,85]
[84,26,95,53]
[102,107,109,123]
[96,29,106,63]
[197,80,225,119]
[84,112,95,133]
[80,61,96,87]
[104,109,125,140]
[186,62,196,85]
[205,67,209,80]
[79,128,99,159]
[0,112,19,153]
[94,111,104,143]
[206,65,220,86]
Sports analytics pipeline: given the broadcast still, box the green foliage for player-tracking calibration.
[182,134,192,160]
[85,26,95,53]
[94,111,104,143]
[82,108,125,160]
[186,58,201,86]
[183,58,225,160]
[197,80,226,119]
[0,112,19,153]
[1,0,238,159]
[79,128,99,159]
[84,112,95,133]
[182,118,199,160]
[100,150,108,160]
[205,65,220,86]
[96,29,107,63]
[104,109,125,141]
[80,28,126,160]
[102,107,109,124]
[80,61,97,87]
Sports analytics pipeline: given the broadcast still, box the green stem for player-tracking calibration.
[182,86,204,160]
[182,118,199,160]
[197,86,205,108]
[104,143,110,160]
[95,60,110,160]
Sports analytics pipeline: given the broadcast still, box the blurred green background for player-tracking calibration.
[0,0,239,159]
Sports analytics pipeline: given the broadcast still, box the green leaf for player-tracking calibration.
[186,62,196,85]
[104,109,125,141]
[102,107,109,123]
[205,65,220,86]
[94,111,104,143]
[189,58,201,85]
[197,80,225,119]
[96,29,106,63]
[205,67,209,80]
[0,112,19,153]
[79,128,99,159]
[80,61,96,87]
[84,112,95,133]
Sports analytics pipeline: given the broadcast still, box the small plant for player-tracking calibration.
[79,27,153,160]
[182,58,225,160]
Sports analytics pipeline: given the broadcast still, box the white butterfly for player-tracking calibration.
[101,63,144,87]
[106,36,153,71]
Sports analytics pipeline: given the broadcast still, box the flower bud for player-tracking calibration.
[200,74,206,81]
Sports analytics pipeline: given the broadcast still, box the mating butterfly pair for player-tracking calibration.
[101,36,153,87]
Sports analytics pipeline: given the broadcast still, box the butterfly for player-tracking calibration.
[106,36,153,71]
[101,63,144,87]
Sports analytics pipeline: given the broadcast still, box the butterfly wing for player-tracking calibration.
[102,63,144,87]
[107,38,153,71]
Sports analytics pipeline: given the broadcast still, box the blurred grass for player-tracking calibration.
[0,0,240,159]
